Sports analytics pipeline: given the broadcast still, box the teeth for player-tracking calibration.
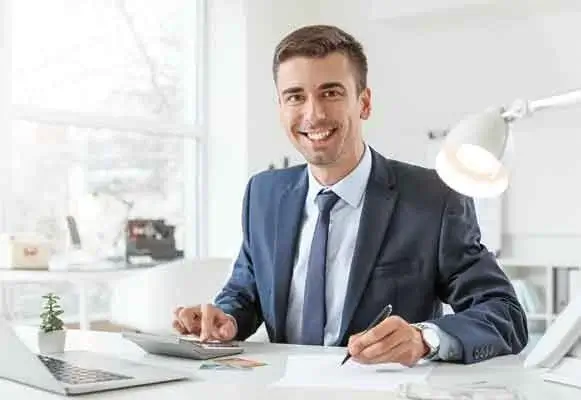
[305,130,332,141]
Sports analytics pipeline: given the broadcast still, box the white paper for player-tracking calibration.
[272,354,434,392]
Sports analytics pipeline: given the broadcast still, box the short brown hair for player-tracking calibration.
[272,25,368,94]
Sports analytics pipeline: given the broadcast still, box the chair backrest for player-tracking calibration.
[109,257,234,333]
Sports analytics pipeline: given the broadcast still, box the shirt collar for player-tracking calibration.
[306,144,372,208]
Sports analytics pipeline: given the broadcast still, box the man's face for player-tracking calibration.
[276,52,371,167]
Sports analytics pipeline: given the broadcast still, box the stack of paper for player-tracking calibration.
[272,354,433,392]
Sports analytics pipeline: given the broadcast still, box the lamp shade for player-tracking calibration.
[435,107,512,198]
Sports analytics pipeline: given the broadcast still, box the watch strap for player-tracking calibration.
[412,322,440,360]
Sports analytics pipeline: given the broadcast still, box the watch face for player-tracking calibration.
[423,328,440,349]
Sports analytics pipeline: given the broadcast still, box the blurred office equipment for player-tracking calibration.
[125,219,182,265]
[524,292,581,389]
[91,191,134,258]
[48,216,117,271]
[0,233,51,270]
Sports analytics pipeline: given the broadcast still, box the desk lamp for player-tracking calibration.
[435,88,581,388]
[435,88,581,198]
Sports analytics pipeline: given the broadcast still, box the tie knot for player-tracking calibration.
[316,190,340,215]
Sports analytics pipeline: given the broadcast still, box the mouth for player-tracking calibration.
[297,128,338,142]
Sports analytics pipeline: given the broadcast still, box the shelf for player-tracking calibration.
[499,257,581,268]
[498,256,579,333]
[526,313,552,320]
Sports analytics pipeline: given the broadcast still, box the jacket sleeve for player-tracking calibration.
[213,177,263,340]
[429,190,529,364]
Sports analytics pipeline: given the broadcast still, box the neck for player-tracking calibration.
[310,141,365,186]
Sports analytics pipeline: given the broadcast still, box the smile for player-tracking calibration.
[298,128,337,142]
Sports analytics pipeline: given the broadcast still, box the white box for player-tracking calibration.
[0,234,51,269]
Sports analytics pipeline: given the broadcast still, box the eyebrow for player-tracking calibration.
[281,87,304,97]
[281,82,347,97]
[319,82,347,91]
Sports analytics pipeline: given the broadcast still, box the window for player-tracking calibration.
[0,0,206,323]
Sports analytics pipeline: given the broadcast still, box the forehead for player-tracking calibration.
[276,52,357,92]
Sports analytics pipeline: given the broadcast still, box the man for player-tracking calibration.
[173,25,528,366]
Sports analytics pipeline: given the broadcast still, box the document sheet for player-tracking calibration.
[272,354,434,392]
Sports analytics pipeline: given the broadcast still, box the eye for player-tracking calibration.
[285,94,305,104]
[322,89,342,98]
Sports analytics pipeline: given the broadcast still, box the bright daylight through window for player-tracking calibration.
[0,0,204,324]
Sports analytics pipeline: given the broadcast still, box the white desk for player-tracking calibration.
[0,266,156,330]
[1,326,580,399]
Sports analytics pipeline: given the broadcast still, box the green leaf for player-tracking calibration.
[40,292,64,331]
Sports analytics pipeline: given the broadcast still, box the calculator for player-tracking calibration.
[122,331,244,360]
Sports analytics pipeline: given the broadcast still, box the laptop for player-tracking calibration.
[0,321,191,396]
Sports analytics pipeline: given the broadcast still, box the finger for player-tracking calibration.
[354,328,409,363]
[347,332,364,357]
[349,317,402,356]
[178,308,200,333]
[172,320,187,334]
[200,304,216,341]
[348,332,364,347]
[372,341,419,367]
[175,305,200,320]
[173,306,184,318]
[217,322,236,341]
[179,308,202,335]
[187,318,202,336]
[172,307,187,332]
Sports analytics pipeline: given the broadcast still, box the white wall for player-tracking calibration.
[0,0,11,230]
[206,0,248,258]
[207,0,581,261]
[206,0,318,258]
[313,0,581,259]
[244,1,322,175]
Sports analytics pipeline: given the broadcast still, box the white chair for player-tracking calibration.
[109,257,232,333]
[109,257,268,341]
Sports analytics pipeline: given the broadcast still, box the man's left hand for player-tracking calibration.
[347,316,429,366]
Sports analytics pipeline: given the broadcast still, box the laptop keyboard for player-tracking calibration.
[38,355,133,385]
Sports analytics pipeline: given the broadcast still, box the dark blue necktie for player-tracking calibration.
[301,190,340,345]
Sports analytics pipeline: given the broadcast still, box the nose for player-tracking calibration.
[303,97,326,123]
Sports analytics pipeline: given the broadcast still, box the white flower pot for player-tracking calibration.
[38,329,66,354]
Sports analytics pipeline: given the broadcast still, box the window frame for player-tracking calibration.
[0,0,208,258]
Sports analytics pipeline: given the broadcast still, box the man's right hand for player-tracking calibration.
[172,304,237,342]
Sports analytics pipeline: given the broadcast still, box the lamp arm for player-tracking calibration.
[529,88,581,113]
[502,88,581,122]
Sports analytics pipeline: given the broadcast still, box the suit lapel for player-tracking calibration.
[272,170,308,342]
[337,151,399,343]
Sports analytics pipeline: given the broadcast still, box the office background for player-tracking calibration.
[1,0,581,336]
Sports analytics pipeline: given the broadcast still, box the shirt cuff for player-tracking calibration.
[421,322,462,361]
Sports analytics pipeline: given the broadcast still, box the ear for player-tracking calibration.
[359,88,372,120]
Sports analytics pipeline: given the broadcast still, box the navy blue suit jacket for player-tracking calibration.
[215,148,528,364]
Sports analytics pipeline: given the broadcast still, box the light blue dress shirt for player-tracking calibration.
[284,144,461,360]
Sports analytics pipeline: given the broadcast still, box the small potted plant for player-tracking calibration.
[38,292,66,353]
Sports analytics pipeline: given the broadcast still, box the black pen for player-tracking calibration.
[340,304,393,366]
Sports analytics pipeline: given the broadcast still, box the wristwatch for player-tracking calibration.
[412,323,441,360]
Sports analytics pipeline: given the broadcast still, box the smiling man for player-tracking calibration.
[173,25,528,366]
[277,50,368,186]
